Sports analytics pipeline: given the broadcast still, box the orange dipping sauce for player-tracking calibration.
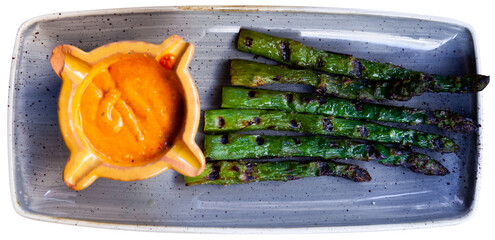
[80,54,184,166]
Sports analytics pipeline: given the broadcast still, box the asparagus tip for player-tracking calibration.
[408,154,450,176]
[476,75,490,91]
[351,166,372,182]
[318,161,372,182]
[433,137,459,153]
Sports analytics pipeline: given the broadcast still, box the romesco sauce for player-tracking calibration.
[80,54,184,166]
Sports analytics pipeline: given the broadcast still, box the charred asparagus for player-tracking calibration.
[230,59,486,101]
[184,160,371,186]
[204,109,458,152]
[236,29,489,92]
[206,134,449,175]
[221,86,478,132]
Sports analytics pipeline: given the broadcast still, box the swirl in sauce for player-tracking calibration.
[80,54,184,166]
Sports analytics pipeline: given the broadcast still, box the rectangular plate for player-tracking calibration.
[8,6,481,233]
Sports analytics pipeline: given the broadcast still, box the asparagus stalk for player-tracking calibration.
[206,134,449,175]
[236,29,489,92]
[204,109,458,152]
[231,59,321,87]
[231,59,424,101]
[231,59,487,101]
[184,160,371,186]
[221,86,478,132]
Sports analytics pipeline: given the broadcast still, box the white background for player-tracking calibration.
[1,0,493,239]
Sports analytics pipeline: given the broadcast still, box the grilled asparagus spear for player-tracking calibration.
[236,29,489,92]
[221,86,478,132]
[230,59,425,101]
[206,134,449,175]
[184,160,371,186]
[204,109,458,152]
[230,59,486,101]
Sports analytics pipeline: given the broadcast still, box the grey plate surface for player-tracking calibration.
[8,6,481,232]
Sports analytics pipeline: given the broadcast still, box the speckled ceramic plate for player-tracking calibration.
[8,6,482,233]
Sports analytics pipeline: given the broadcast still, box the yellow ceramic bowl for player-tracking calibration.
[50,36,205,191]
